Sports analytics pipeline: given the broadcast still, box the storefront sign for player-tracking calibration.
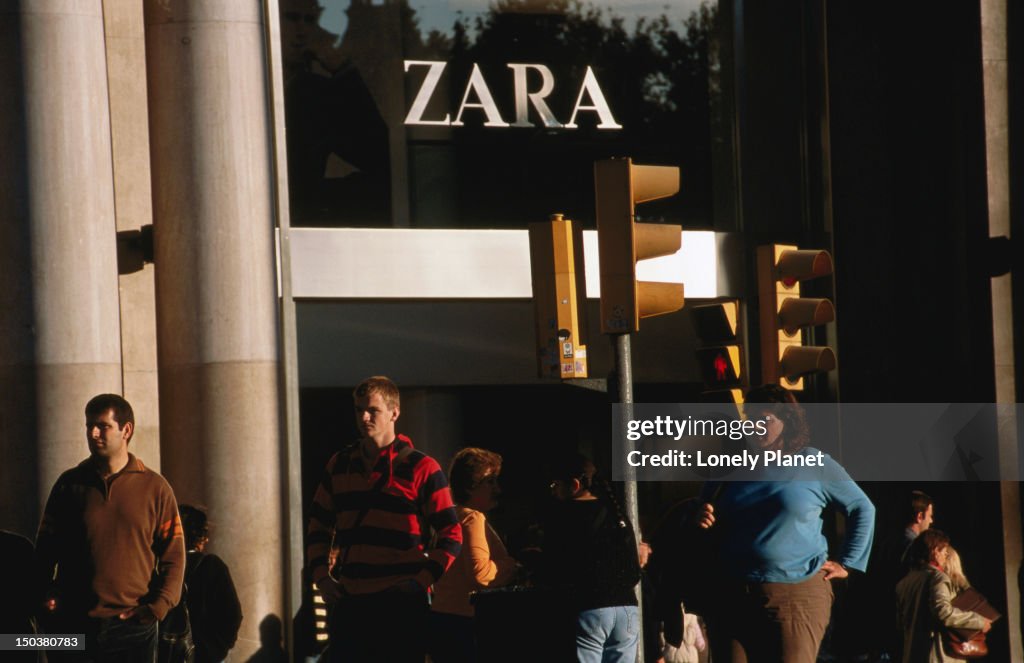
[404,61,622,130]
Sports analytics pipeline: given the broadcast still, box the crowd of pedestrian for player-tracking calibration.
[7,378,1003,663]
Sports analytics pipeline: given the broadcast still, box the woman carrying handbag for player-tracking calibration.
[895,530,992,662]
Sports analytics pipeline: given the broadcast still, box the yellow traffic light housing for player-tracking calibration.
[528,215,588,379]
[757,244,837,390]
[692,300,745,403]
[594,158,684,334]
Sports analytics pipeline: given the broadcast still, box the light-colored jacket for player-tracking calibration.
[895,565,987,663]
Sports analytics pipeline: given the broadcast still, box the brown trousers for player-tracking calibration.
[708,571,834,663]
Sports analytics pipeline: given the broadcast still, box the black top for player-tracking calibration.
[541,499,640,611]
[186,552,243,663]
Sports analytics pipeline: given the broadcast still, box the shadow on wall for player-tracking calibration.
[244,614,288,663]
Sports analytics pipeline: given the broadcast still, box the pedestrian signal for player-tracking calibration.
[692,300,745,402]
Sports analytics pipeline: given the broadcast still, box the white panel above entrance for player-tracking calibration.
[283,228,719,299]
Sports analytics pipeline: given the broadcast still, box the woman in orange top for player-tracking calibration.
[430,447,520,662]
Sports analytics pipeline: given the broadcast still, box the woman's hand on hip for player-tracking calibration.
[820,560,848,580]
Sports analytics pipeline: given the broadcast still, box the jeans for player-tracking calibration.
[575,605,639,663]
[49,615,158,663]
[93,617,157,663]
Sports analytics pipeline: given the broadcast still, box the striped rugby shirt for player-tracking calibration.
[307,434,462,594]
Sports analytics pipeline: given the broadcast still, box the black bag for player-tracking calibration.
[158,581,195,663]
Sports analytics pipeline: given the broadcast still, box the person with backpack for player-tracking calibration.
[177,505,243,663]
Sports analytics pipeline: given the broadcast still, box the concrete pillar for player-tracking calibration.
[103,0,161,468]
[144,2,284,659]
[0,0,123,537]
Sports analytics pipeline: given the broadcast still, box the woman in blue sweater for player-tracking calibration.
[693,384,875,663]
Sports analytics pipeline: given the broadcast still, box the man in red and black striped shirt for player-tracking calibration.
[307,376,462,662]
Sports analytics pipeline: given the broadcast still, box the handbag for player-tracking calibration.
[942,587,1000,660]
[158,580,195,663]
[943,629,987,659]
[662,609,707,663]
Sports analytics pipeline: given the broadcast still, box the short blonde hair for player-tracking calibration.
[353,376,400,410]
[945,546,970,591]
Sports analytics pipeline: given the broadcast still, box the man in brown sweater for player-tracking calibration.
[36,394,185,661]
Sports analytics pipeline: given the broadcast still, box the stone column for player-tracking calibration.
[145,2,284,658]
[0,0,123,537]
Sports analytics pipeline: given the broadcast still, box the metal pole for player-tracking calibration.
[980,0,1021,657]
[262,0,304,656]
[614,332,645,663]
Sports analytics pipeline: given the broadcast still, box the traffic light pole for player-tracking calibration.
[595,157,685,663]
[613,332,646,663]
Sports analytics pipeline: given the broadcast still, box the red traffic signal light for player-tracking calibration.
[697,346,741,387]
[692,300,745,402]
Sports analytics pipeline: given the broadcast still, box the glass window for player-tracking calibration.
[281,0,721,229]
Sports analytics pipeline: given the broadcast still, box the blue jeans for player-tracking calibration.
[575,605,639,663]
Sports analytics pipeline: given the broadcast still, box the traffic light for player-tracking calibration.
[528,214,588,379]
[757,244,837,390]
[594,157,684,334]
[692,300,745,404]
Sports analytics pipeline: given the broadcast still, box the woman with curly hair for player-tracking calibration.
[430,447,519,662]
[692,384,876,663]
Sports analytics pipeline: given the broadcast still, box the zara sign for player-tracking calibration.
[403,60,622,130]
